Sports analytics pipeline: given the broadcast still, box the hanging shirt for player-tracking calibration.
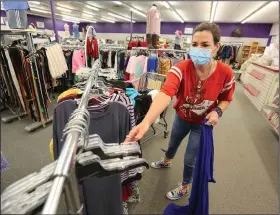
[164,120,215,215]
[148,90,160,124]
[45,44,68,78]
[53,101,131,215]
[161,60,235,124]
[4,49,26,111]
[86,38,93,56]
[3,1,29,10]
[90,38,99,59]
[158,57,172,75]
[135,55,147,79]
[126,56,137,81]
[126,88,139,106]
[73,24,79,39]
[108,51,112,68]
[72,49,85,73]
[147,55,158,73]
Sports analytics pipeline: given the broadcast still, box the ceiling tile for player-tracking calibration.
[25,1,279,24]
[245,1,279,23]
[175,1,211,22]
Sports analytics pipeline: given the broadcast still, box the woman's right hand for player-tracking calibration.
[124,122,150,142]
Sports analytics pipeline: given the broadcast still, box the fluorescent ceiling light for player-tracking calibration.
[209,1,218,23]
[113,1,122,5]
[172,10,184,23]
[57,6,71,12]
[130,8,146,17]
[30,8,50,14]
[162,2,170,9]
[57,3,72,9]
[86,5,99,11]
[108,12,135,22]
[101,18,115,23]
[83,10,94,15]
[62,19,80,24]
[101,16,115,22]
[82,14,94,18]
[241,1,272,24]
[28,1,40,5]
[61,15,80,21]
[82,18,97,23]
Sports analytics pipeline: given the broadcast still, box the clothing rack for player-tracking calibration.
[221,41,244,46]
[0,29,53,131]
[61,44,85,49]
[42,59,101,214]
[100,46,126,50]
[132,47,187,53]
[1,30,30,123]
[99,44,126,50]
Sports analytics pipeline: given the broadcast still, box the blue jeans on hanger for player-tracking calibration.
[165,113,202,185]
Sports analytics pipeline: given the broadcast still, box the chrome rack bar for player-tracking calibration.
[42,59,101,214]
[100,46,126,50]
[61,45,85,49]
[132,47,187,53]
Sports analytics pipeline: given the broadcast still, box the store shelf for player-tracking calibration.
[261,110,279,135]
[1,28,45,35]
[252,62,279,73]
[263,105,280,113]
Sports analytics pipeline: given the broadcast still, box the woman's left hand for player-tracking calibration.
[205,111,219,126]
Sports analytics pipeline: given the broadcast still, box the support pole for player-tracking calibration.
[130,11,133,41]
[50,0,59,42]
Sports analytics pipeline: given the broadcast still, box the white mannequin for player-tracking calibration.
[64,23,70,38]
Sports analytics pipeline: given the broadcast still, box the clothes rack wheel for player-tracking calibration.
[164,131,169,138]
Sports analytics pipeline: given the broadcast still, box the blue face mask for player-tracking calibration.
[189,47,212,65]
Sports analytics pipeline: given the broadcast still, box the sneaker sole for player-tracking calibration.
[165,192,188,201]
[151,164,172,169]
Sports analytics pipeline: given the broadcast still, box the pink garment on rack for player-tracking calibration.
[146,7,161,35]
[126,56,137,81]
[126,55,148,81]
[72,49,86,73]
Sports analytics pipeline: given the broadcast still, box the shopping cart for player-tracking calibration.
[131,72,170,144]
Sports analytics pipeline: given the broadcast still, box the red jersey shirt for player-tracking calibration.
[161,59,235,124]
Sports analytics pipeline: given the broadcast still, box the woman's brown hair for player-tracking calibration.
[193,22,221,45]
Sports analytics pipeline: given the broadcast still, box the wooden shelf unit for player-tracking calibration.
[242,45,251,59]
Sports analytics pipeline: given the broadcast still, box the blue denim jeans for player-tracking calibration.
[165,114,202,185]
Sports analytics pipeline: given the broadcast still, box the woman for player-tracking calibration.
[125,22,235,200]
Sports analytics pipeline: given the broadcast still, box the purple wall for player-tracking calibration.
[1,11,272,38]
[82,22,273,38]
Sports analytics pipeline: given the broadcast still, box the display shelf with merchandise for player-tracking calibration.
[244,58,279,135]
[261,109,279,134]
[261,71,279,134]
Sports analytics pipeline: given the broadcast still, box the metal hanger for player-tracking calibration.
[77,134,141,159]
[1,181,53,214]
[1,161,56,202]
[76,153,149,179]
